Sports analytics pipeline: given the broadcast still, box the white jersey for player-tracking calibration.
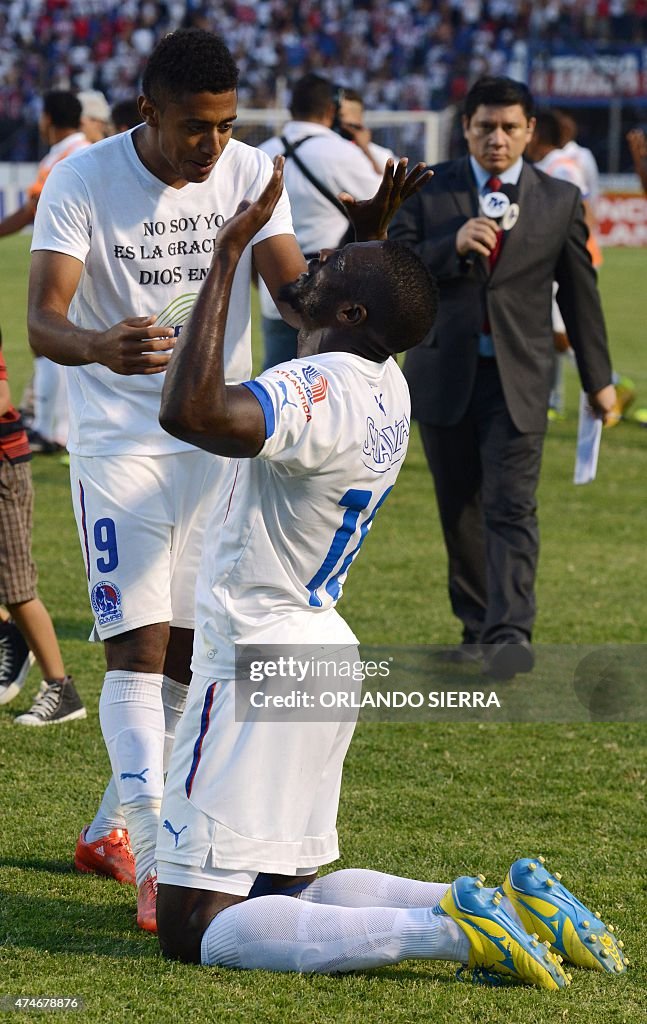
[193,351,411,677]
[258,121,382,320]
[31,131,294,456]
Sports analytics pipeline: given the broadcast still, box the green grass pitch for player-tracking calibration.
[0,235,645,1022]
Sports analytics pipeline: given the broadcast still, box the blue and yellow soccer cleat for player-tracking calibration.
[502,857,629,975]
[440,875,570,989]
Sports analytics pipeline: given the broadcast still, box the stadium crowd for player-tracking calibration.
[2,0,647,158]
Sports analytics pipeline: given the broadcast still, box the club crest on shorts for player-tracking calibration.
[91,581,123,626]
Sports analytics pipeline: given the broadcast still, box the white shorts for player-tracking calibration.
[69,450,233,638]
[156,662,358,894]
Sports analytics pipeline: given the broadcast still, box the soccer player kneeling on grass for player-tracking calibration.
[155,161,628,988]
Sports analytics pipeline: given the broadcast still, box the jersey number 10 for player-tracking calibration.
[306,486,392,608]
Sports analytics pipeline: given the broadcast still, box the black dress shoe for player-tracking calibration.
[482,639,534,681]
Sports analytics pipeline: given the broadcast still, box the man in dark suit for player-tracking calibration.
[389,76,616,680]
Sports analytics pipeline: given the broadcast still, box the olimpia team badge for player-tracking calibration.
[91,581,123,626]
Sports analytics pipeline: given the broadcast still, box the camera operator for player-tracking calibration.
[335,87,396,174]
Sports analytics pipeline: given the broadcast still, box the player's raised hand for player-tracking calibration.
[98,315,176,375]
[338,158,433,241]
[213,155,285,256]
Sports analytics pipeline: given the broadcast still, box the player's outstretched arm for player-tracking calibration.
[28,250,175,374]
[160,157,285,458]
[338,158,433,241]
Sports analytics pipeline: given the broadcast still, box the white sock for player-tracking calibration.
[85,776,126,843]
[99,670,165,886]
[301,869,449,909]
[161,675,188,772]
[122,799,161,885]
[201,895,469,972]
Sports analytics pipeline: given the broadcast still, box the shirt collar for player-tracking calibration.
[470,155,524,192]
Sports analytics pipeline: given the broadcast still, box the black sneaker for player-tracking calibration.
[14,676,87,726]
[0,620,35,705]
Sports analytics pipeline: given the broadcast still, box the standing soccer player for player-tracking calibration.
[28,29,304,930]
[27,28,423,931]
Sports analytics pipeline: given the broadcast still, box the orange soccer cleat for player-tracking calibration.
[137,870,158,933]
[74,826,136,886]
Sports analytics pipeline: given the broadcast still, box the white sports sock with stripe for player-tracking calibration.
[99,670,165,886]
[301,869,449,909]
[161,675,188,772]
[85,776,126,843]
[201,895,469,972]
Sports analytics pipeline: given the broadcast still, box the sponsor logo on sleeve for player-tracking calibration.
[301,364,329,403]
[274,369,312,421]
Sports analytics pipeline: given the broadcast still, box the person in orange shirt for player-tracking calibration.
[0,91,90,453]
[0,91,89,239]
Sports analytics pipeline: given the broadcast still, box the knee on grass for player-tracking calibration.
[157,884,243,964]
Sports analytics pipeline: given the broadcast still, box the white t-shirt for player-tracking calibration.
[563,139,600,208]
[31,131,294,455]
[258,122,382,320]
[535,148,589,197]
[192,351,411,677]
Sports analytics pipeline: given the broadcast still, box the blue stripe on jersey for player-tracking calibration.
[79,480,91,581]
[241,380,275,439]
[185,680,218,798]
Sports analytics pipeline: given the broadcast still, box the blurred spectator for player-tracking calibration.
[555,110,601,210]
[111,98,143,133]
[336,87,396,174]
[0,90,89,456]
[526,110,592,418]
[0,91,87,239]
[626,127,647,193]
[78,90,112,142]
[2,1,647,161]
[258,73,382,368]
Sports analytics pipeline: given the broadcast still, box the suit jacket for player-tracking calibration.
[389,157,612,433]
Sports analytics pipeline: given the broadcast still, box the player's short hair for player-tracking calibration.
[361,241,439,352]
[289,74,335,120]
[534,110,562,149]
[464,76,534,122]
[142,29,239,107]
[42,91,82,130]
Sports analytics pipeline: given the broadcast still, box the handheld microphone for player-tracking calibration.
[463,182,520,269]
[479,182,520,231]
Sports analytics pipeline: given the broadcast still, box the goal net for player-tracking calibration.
[233,107,455,166]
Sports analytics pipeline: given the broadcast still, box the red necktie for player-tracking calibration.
[482,177,503,335]
[486,176,503,269]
